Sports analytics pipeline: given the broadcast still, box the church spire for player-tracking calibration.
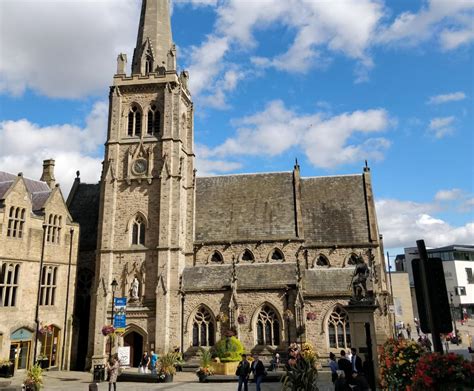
[132,0,175,75]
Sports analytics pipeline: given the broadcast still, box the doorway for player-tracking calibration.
[123,331,143,367]
[9,341,31,370]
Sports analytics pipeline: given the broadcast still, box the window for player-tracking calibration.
[256,305,280,346]
[127,105,142,137]
[147,104,160,135]
[269,249,284,262]
[328,306,351,349]
[131,215,146,245]
[0,263,20,307]
[46,214,61,244]
[347,254,360,266]
[241,249,255,262]
[455,286,466,296]
[7,207,26,238]
[210,251,223,263]
[192,306,215,347]
[315,255,329,267]
[40,266,57,306]
[466,268,474,284]
[38,325,60,368]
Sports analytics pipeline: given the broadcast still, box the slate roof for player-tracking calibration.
[195,173,297,242]
[0,171,52,211]
[68,183,101,251]
[301,175,370,245]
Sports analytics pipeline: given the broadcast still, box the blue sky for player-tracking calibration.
[0,0,473,256]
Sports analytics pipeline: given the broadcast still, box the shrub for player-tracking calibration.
[213,336,245,363]
[158,352,183,376]
[282,354,318,390]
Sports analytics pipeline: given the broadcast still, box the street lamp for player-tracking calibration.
[110,279,118,358]
[449,292,459,345]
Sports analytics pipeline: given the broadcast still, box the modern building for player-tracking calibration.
[400,245,474,321]
[68,0,392,370]
[0,161,79,372]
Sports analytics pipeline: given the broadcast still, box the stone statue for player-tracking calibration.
[130,277,139,300]
[350,261,371,302]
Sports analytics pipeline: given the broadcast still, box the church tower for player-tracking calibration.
[90,0,194,365]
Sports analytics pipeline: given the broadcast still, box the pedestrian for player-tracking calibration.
[350,348,363,374]
[334,370,351,391]
[406,323,412,339]
[329,352,338,383]
[414,317,420,335]
[107,354,120,391]
[350,370,370,391]
[139,351,150,373]
[338,350,352,380]
[235,353,251,391]
[251,353,266,391]
[274,352,280,371]
[150,350,158,374]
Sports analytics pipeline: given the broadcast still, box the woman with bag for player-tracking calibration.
[139,351,150,373]
[107,354,120,391]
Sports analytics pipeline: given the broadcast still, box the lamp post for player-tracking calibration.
[449,292,459,345]
[110,279,118,359]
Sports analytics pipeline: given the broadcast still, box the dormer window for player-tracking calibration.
[147,104,160,135]
[128,105,142,137]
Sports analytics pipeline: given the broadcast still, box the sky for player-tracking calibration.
[0,0,473,258]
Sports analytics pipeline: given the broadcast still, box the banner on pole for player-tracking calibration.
[114,297,127,332]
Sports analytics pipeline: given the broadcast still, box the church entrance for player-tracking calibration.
[123,331,143,367]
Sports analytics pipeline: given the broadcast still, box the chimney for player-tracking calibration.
[40,159,56,189]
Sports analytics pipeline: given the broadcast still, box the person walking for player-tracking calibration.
[236,354,251,391]
[251,353,266,391]
[329,352,338,384]
[414,318,420,335]
[406,323,412,339]
[350,348,363,374]
[338,350,352,380]
[107,354,120,391]
[150,350,158,374]
[139,351,150,373]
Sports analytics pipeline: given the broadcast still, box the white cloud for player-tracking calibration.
[428,116,455,138]
[206,100,391,169]
[376,198,474,249]
[435,188,464,201]
[0,102,107,195]
[440,27,474,50]
[427,91,467,104]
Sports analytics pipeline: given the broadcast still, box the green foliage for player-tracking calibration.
[199,347,212,369]
[158,352,183,376]
[282,357,319,391]
[24,364,43,389]
[212,336,244,362]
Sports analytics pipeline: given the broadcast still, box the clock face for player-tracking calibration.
[133,159,147,175]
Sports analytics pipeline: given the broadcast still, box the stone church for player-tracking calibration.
[68,0,392,369]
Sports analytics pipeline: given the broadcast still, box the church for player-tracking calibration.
[67,0,392,370]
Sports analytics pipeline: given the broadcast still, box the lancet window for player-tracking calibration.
[327,306,351,349]
[128,105,142,137]
[192,306,215,347]
[147,104,160,135]
[256,305,280,346]
[131,215,146,246]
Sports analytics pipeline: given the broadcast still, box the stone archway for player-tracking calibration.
[123,331,143,367]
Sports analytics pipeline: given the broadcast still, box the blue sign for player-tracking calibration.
[114,297,127,331]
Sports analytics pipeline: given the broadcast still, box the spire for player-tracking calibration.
[132,0,174,75]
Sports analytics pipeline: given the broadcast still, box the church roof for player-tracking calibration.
[195,173,298,242]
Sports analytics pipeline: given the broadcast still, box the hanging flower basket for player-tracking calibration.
[224,329,236,338]
[283,309,294,321]
[306,312,317,321]
[237,314,247,324]
[101,325,115,336]
[216,313,229,323]
[38,325,53,336]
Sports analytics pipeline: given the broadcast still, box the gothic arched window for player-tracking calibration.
[269,248,284,262]
[131,215,146,245]
[128,105,142,137]
[192,306,215,347]
[256,305,280,346]
[327,306,351,349]
[210,251,224,264]
[316,255,329,267]
[147,104,160,135]
[241,249,255,262]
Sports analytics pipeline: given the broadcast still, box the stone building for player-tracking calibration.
[0,160,79,372]
[68,0,392,369]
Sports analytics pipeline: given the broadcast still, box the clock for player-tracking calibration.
[132,159,147,175]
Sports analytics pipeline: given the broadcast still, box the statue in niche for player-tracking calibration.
[130,276,140,301]
[349,259,373,303]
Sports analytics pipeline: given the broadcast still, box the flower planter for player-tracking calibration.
[162,374,173,383]
[197,373,208,383]
[212,361,239,375]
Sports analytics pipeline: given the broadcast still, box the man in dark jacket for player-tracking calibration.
[236,354,251,391]
[338,350,352,380]
[350,370,370,390]
[251,353,266,391]
[351,348,363,374]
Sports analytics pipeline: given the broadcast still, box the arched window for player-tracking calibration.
[347,254,360,266]
[241,249,255,262]
[327,307,351,349]
[131,215,146,245]
[256,305,280,346]
[147,104,160,135]
[128,105,142,137]
[210,251,224,263]
[315,255,329,267]
[192,306,215,347]
[269,248,284,262]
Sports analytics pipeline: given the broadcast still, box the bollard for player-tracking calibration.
[89,383,98,391]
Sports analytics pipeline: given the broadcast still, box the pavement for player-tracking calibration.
[1,370,335,391]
